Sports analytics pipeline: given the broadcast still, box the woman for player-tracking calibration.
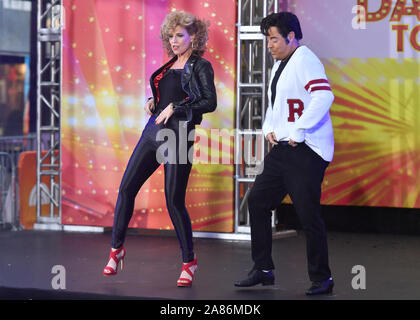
[102,11,216,287]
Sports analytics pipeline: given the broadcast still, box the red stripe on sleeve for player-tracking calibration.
[310,86,332,92]
[305,79,330,91]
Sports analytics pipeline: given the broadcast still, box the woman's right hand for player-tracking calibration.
[144,98,155,116]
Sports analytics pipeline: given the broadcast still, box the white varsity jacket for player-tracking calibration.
[263,45,335,162]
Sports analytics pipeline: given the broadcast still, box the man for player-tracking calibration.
[234,12,335,296]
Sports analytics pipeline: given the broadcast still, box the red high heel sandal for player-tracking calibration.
[103,246,126,276]
[177,256,198,287]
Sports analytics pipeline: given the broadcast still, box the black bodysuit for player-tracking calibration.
[155,69,188,115]
[111,67,196,263]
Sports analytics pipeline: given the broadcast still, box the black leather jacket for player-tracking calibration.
[149,54,217,125]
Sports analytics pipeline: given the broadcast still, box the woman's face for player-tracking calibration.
[169,25,194,56]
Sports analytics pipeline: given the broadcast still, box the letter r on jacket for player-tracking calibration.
[287,99,304,122]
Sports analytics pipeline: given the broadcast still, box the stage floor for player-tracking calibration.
[1,229,420,300]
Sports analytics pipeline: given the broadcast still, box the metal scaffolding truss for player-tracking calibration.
[35,0,62,228]
[234,0,291,235]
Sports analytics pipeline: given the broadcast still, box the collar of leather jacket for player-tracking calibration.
[180,54,198,84]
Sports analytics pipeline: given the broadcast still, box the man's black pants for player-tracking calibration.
[248,141,331,282]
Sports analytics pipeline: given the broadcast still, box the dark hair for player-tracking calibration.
[260,12,303,40]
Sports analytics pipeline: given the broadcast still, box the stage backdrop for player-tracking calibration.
[62,0,236,231]
[290,0,420,208]
[62,0,420,233]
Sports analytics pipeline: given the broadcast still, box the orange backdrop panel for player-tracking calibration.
[18,151,59,229]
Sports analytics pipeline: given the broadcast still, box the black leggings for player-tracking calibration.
[111,115,196,263]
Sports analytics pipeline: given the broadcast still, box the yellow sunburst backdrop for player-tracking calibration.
[322,57,420,208]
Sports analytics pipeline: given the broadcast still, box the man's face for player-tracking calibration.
[266,26,292,60]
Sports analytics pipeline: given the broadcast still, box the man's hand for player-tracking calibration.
[266,132,278,145]
[155,103,174,125]
[144,99,154,116]
[288,139,298,147]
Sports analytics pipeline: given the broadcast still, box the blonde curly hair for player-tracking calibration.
[160,11,210,57]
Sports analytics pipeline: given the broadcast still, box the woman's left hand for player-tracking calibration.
[155,103,174,125]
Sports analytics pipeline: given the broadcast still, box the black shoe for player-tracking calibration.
[305,277,334,295]
[234,269,275,287]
